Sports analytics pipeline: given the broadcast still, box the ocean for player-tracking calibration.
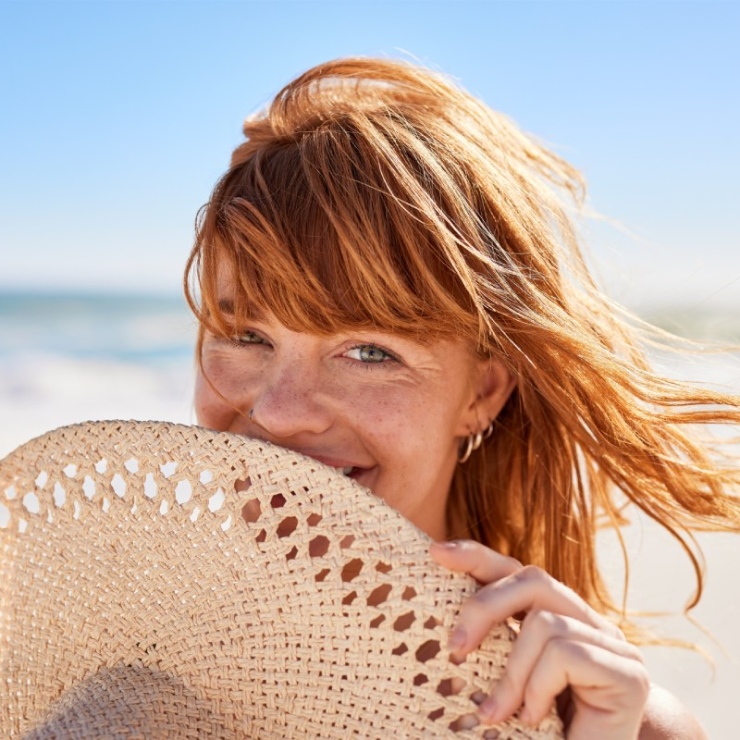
[0,291,197,458]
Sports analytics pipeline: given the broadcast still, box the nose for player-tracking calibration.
[249,359,333,440]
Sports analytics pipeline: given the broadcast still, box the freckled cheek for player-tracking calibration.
[354,393,437,460]
[194,357,254,429]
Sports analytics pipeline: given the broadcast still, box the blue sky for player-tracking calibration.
[1,1,738,309]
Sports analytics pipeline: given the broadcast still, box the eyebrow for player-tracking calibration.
[217,299,266,322]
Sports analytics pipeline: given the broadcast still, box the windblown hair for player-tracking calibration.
[185,57,740,636]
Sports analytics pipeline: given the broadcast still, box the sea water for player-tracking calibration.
[0,291,197,458]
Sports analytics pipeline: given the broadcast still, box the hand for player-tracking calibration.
[430,540,650,740]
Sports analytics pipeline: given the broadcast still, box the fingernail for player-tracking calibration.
[448,626,467,653]
[478,695,497,723]
[430,540,458,550]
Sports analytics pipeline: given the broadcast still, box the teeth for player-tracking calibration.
[341,467,353,476]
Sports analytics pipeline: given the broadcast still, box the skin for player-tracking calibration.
[194,286,706,739]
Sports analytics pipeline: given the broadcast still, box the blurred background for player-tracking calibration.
[1,1,738,736]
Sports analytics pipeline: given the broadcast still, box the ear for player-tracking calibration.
[456,357,516,436]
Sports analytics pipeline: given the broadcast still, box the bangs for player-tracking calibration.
[188,117,489,346]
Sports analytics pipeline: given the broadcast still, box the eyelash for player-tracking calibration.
[231,330,265,346]
[345,343,399,366]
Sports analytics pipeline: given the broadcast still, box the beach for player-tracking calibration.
[1,291,739,737]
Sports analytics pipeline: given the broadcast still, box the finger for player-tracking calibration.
[429,539,522,584]
[516,640,649,740]
[479,611,643,722]
[451,565,622,657]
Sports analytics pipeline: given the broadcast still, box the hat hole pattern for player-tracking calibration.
[415,639,441,663]
[309,534,330,557]
[393,611,416,632]
[22,492,40,515]
[276,516,298,538]
[52,482,66,507]
[437,678,462,697]
[82,476,96,499]
[144,473,157,499]
[175,480,192,505]
[241,499,261,524]
[340,558,363,582]
[367,583,392,606]
[111,474,126,498]
[208,489,225,512]
[449,714,480,732]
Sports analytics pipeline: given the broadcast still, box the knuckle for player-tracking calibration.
[468,583,499,611]
[629,664,652,704]
[521,608,562,639]
[515,564,550,587]
[606,620,627,641]
[624,642,645,664]
[504,554,523,570]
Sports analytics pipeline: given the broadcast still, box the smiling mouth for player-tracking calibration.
[337,466,367,481]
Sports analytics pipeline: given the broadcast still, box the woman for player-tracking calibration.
[185,57,740,738]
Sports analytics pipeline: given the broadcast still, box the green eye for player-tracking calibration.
[233,331,264,345]
[346,344,395,364]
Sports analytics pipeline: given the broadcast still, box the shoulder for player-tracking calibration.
[639,684,708,740]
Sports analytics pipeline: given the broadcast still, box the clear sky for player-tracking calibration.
[1,0,738,310]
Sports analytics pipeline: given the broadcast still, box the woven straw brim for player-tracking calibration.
[0,421,563,738]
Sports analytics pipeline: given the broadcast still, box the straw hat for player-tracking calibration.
[0,420,564,738]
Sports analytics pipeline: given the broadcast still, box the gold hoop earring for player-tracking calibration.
[458,430,483,464]
[458,420,495,464]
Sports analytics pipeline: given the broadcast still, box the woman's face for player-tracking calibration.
[195,288,512,540]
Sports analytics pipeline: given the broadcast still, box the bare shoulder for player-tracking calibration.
[639,684,708,739]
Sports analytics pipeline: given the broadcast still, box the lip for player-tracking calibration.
[245,438,374,482]
[293,452,366,472]
[297,454,375,487]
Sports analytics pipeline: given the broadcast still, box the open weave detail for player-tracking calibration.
[0,420,563,738]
